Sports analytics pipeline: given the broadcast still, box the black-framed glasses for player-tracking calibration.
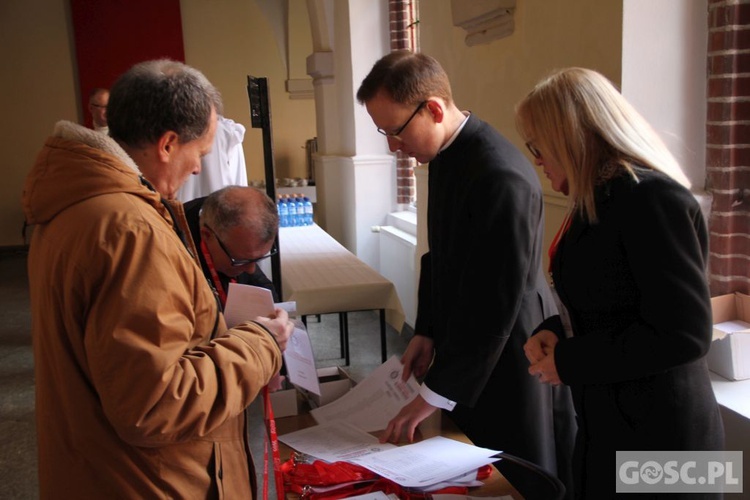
[525,142,542,159]
[207,226,278,267]
[377,101,427,140]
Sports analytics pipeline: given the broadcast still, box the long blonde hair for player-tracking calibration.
[515,67,689,223]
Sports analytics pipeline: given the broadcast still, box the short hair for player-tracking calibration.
[356,50,452,106]
[107,59,222,148]
[88,87,109,103]
[515,67,689,223]
[200,186,278,245]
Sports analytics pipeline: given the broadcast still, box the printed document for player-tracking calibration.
[278,421,500,488]
[224,283,318,393]
[311,355,420,431]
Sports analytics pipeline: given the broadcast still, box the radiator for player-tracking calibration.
[379,225,417,329]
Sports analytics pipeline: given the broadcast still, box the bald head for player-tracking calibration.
[199,186,278,244]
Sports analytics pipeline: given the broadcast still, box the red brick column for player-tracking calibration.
[706,0,750,295]
[389,0,419,205]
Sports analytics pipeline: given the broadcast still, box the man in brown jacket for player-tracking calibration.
[22,59,292,499]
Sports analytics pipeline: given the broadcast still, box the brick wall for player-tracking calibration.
[389,0,419,205]
[706,0,750,295]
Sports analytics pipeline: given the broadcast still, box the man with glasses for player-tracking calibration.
[357,50,576,499]
[184,185,280,306]
[88,87,109,133]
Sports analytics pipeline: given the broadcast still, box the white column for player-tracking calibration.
[305,0,396,271]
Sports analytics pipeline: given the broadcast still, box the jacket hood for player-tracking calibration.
[22,121,160,225]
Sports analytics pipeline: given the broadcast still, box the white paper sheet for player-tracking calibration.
[310,355,420,432]
[432,495,514,500]
[224,283,317,393]
[349,436,499,488]
[224,283,275,327]
[284,321,320,395]
[715,320,750,334]
[278,421,396,463]
[346,493,397,500]
[278,421,500,489]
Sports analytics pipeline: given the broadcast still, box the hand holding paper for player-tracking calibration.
[251,307,292,351]
[224,283,318,392]
[310,356,420,432]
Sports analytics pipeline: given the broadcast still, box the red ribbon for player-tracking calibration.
[200,239,235,307]
[548,213,572,274]
[263,386,285,500]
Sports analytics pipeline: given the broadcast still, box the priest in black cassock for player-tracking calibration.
[356,50,577,499]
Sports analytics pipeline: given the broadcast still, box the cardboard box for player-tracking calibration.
[708,293,750,381]
[269,387,303,418]
[298,366,355,408]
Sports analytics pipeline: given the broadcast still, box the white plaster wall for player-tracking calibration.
[309,0,397,270]
[622,0,708,191]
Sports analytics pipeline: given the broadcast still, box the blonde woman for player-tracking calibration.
[517,68,724,499]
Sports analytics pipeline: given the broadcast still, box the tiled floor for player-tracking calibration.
[0,250,411,499]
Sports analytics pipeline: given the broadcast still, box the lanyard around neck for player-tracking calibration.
[200,238,235,308]
[548,213,572,275]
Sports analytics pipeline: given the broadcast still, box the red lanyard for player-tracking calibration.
[200,239,235,307]
[201,239,282,497]
[548,213,572,274]
[263,386,285,500]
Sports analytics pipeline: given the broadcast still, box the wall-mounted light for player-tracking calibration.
[451,0,516,47]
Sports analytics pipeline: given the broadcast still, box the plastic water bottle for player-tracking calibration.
[303,196,313,225]
[278,196,289,227]
[287,195,298,226]
[295,196,305,226]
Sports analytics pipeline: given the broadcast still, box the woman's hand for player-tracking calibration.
[524,329,562,385]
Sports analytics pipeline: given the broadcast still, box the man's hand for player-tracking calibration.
[267,372,286,392]
[253,308,293,351]
[379,395,437,444]
[401,336,434,382]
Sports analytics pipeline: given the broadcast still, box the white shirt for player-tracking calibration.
[176,115,249,203]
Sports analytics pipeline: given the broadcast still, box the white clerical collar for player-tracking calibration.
[439,111,470,153]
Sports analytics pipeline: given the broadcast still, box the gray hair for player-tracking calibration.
[107,59,222,148]
[200,186,278,245]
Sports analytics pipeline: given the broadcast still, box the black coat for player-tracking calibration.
[538,168,725,498]
[417,114,577,498]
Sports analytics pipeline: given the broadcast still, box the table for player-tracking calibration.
[277,224,406,365]
[710,372,750,489]
[275,411,522,499]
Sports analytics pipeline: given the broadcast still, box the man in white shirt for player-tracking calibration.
[176,114,249,203]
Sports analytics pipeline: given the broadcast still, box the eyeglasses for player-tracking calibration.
[377,101,427,140]
[90,104,107,109]
[525,142,542,159]
[207,226,277,267]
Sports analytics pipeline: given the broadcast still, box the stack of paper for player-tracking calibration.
[278,421,501,490]
[278,355,502,491]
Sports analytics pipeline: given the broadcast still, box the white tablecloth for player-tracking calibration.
[278,224,405,332]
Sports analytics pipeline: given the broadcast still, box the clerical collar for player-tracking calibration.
[439,111,471,153]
